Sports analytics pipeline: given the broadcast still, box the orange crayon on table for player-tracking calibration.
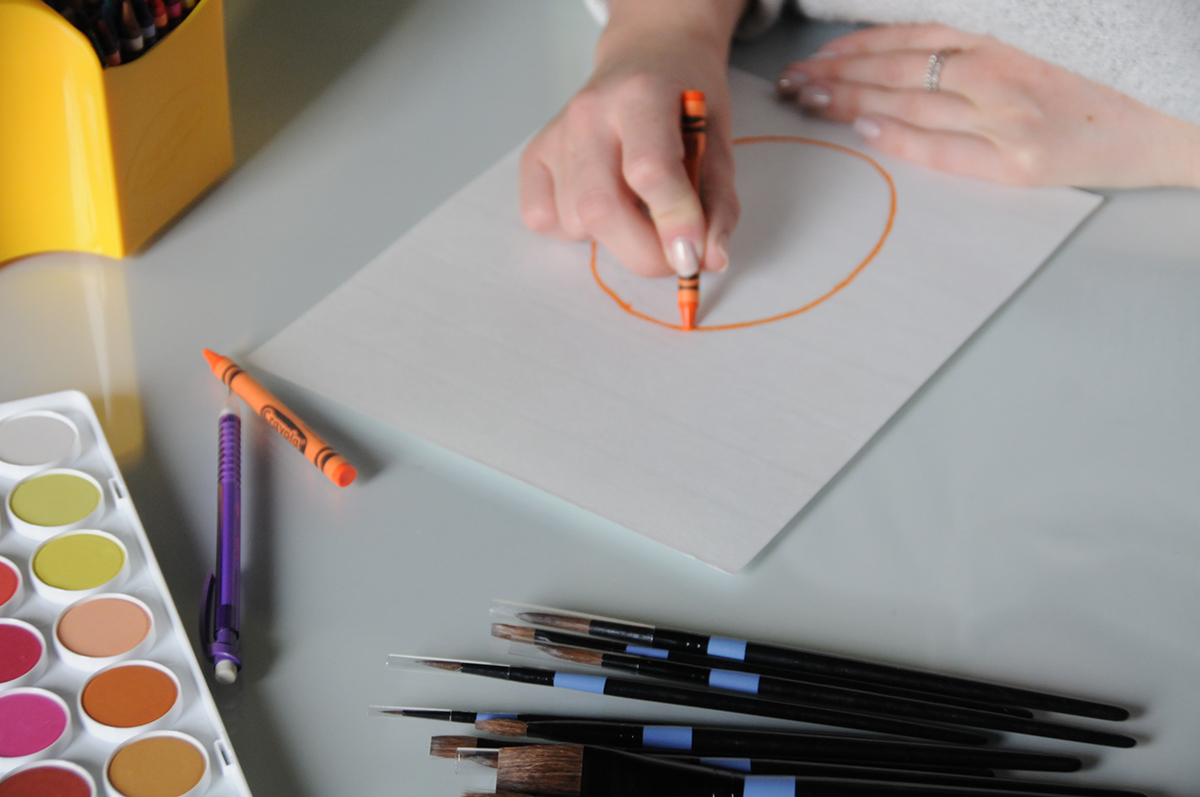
[678,90,707,331]
[202,350,357,487]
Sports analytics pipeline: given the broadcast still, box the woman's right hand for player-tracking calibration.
[519,1,745,278]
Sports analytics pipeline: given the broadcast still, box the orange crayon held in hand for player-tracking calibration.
[679,90,707,331]
[202,350,357,487]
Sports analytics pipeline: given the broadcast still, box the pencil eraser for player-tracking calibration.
[332,462,357,487]
[215,660,238,684]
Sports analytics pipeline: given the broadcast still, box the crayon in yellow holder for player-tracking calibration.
[0,0,233,264]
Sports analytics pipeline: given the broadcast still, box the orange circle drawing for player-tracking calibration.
[591,135,897,332]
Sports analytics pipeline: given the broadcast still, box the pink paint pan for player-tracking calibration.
[53,593,156,672]
[0,619,48,690]
[0,688,73,774]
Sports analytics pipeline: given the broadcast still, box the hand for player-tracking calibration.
[519,2,744,278]
[777,24,1200,189]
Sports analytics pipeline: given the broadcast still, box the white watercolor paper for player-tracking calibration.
[252,69,1102,573]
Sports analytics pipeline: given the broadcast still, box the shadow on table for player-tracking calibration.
[128,423,310,797]
[224,0,417,164]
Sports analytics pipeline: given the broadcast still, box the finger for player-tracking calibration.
[852,113,1038,185]
[814,23,983,57]
[796,80,977,131]
[616,96,708,275]
[699,132,739,272]
[784,50,952,92]
[518,145,570,240]
[562,118,674,277]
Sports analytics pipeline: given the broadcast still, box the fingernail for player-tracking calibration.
[776,71,808,98]
[799,85,831,108]
[853,117,881,139]
[715,235,730,272]
[811,48,840,59]
[668,238,701,277]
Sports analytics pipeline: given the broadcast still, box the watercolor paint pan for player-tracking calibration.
[0,390,250,795]
[0,759,97,797]
[0,557,22,615]
[6,469,106,542]
[0,410,82,480]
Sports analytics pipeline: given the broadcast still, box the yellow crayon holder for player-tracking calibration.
[0,0,233,264]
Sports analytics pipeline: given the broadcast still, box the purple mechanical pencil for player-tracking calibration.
[202,391,242,684]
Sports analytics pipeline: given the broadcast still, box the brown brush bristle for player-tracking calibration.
[457,749,500,768]
[516,612,591,634]
[430,736,482,758]
[418,659,463,672]
[491,624,537,643]
[464,792,534,797]
[540,645,604,665]
[476,719,527,737]
[497,745,584,797]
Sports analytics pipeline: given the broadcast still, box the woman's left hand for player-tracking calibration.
[777,24,1200,188]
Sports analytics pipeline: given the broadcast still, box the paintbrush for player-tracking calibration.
[466,745,1102,797]
[392,655,986,745]
[372,707,565,723]
[460,747,1143,797]
[530,643,1134,748]
[473,719,1080,772]
[657,756,1145,797]
[492,624,1035,719]
[493,603,1129,722]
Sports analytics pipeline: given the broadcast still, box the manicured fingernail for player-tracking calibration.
[799,85,831,108]
[668,238,700,277]
[715,235,730,272]
[853,117,881,139]
[776,71,808,97]
[811,48,839,59]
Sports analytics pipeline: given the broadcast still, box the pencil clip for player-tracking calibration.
[200,570,216,662]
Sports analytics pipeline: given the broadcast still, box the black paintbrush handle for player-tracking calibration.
[582,619,1128,721]
[612,655,1133,748]
[457,662,977,743]
[660,756,1145,797]
[518,721,1079,772]
[535,627,1035,720]
[596,674,985,745]
[573,748,1091,797]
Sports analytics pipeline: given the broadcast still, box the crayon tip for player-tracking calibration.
[202,348,223,369]
[680,304,696,331]
[332,462,357,487]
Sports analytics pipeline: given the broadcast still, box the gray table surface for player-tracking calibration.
[2,2,1199,795]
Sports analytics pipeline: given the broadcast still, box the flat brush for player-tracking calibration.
[458,749,991,782]
[659,757,1145,797]
[497,603,1129,722]
[456,749,1131,796]
[466,747,1145,797]
[493,623,1035,720]
[474,720,1080,773]
[535,644,1134,748]
[394,656,985,745]
[485,745,1095,797]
